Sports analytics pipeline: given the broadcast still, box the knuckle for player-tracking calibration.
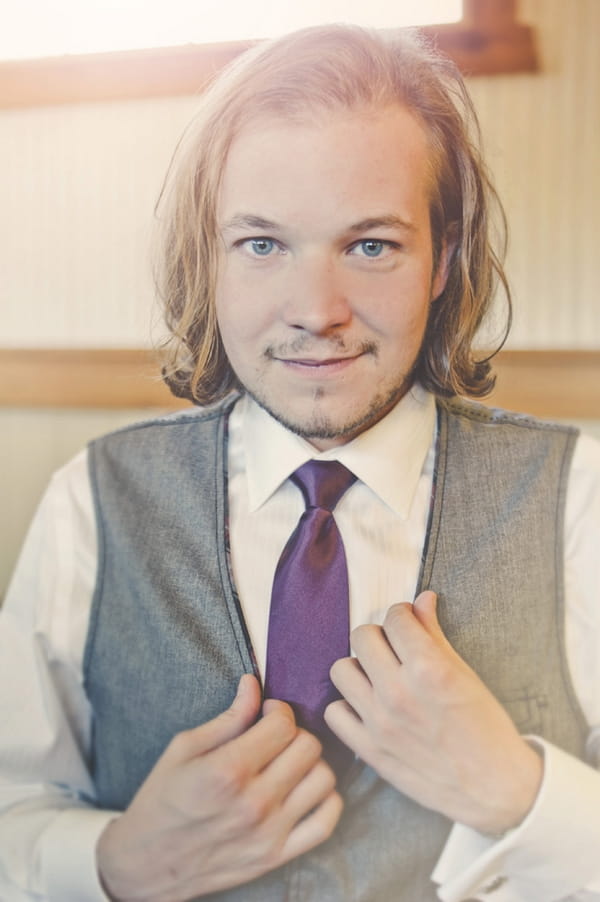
[370,704,398,743]
[315,759,337,792]
[377,680,406,718]
[329,657,346,682]
[350,623,380,648]
[234,791,270,830]
[313,793,343,842]
[295,728,323,761]
[268,707,298,745]
[350,624,368,642]
[281,714,299,745]
[384,602,411,630]
[411,651,451,691]
[166,728,197,761]
[208,757,247,801]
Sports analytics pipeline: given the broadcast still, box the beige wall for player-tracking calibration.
[469,0,600,349]
[1,0,598,352]
[1,0,599,595]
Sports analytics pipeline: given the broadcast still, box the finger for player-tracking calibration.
[253,728,324,805]
[275,755,337,826]
[380,601,438,666]
[329,656,373,716]
[349,622,405,688]
[412,590,447,643]
[262,697,294,717]
[324,698,362,744]
[278,790,343,864]
[324,699,374,761]
[199,700,298,781]
[161,674,263,766]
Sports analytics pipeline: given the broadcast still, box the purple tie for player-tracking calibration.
[264,460,357,773]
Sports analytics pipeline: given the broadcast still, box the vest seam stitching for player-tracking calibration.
[88,393,241,444]
[416,403,447,594]
[444,397,577,434]
[214,405,260,679]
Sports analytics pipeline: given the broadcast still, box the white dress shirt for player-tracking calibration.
[1,387,600,901]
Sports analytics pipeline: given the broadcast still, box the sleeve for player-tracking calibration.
[431,431,600,902]
[0,450,115,901]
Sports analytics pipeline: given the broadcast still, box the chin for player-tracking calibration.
[251,393,346,440]
[250,378,410,444]
[269,400,386,446]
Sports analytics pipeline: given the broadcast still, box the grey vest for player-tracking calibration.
[85,396,588,901]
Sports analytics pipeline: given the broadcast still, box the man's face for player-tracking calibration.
[215,104,448,449]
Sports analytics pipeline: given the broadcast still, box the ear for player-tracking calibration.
[431,229,458,302]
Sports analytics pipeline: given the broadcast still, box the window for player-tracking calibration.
[1,0,462,60]
[0,0,536,107]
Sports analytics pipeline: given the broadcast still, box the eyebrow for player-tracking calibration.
[220,214,280,233]
[348,216,415,233]
[220,213,416,234]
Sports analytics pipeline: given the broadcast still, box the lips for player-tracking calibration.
[266,342,375,372]
[282,356,358,366]
[273,354,364,379]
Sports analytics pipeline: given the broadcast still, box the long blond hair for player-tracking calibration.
[156,24,510,403]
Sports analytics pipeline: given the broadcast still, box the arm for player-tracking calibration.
[0,453,115,899]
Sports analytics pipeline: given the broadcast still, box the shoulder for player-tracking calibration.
[87,395,240,499]
[90,394,239,448]
[437,398,580,489]
[440,396,578,437]
[88,395,240,470]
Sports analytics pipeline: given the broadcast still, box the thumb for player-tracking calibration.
[230,672,263,720]
[166,674,262,763]
[412,590,446,643]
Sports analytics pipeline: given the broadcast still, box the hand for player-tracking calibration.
[325,591,543,836]
[97,674,342,902]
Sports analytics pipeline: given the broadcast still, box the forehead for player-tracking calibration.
[217,105,434,227]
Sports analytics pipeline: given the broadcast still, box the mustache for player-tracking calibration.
[265,337,378,358]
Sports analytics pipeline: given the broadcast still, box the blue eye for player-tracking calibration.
[359,240,385,257]
[249,238,275,255]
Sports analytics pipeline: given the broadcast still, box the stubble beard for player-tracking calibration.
[240,333,423,445]
[246,369,416,445]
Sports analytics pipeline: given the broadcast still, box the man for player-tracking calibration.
[1,23,599,902]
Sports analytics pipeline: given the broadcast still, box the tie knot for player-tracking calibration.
[291,460,357,512]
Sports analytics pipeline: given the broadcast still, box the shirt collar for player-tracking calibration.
[240,385,436,519]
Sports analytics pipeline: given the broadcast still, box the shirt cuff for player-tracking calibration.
[40,807,117,901]
[431,738,600,901]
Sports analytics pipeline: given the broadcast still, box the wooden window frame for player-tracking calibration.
[0,0,536,109]
[0,349,598,421]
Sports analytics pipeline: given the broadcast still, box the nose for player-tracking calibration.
[282,257,352,334]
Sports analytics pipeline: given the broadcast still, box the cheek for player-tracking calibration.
[216,295,276,378]
[216,270,279,342]
[364,278,432,340]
